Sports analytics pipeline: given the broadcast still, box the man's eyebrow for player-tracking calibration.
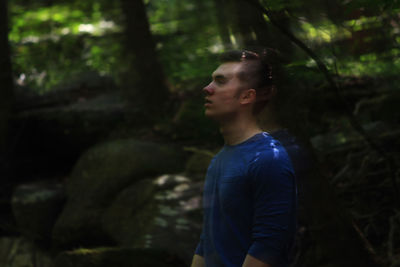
[212,73,231,80]
[212,74,225,79]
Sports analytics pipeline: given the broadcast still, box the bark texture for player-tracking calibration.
[0,0,14,156]
[120,0,169,121]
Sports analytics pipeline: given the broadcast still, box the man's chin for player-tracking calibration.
[205,110,238,124]
[204,111,225,122]
[204,110,217,119]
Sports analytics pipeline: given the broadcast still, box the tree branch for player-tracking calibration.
[243,0,399,206]
[352,220,385,266]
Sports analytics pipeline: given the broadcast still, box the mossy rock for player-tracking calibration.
[172,98,220,143]
[140,175,204,264]
[66,139,184,197]
[11,181,65,243]
[54,247,186,267]
[52,139,184,248]
[184,151,213,179]
[102,179,158,247]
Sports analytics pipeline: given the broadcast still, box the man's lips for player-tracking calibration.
[204,99,212,107]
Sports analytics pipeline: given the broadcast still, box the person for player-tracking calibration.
[190,50,297,267]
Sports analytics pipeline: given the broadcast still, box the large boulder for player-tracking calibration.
[100,174,204,265]
[184,148,214,180]
[171,97,220,144]
[52,139,184,248]
[139,174,204,264]
[53,247,186,267]
[11,181,65,243]
[11,89,126,185]
[102,179,158,247]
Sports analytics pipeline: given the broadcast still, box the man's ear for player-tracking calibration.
[240,89,257,104]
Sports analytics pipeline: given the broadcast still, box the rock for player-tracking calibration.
[53,247,186,267]
[184,150,213,179]
[153,174,191,190]
[141,174,204,264]
[11,83,127,185]
[101,174,204,265]
[102,179,158,247]
[171,98,221,143]
[15,71,117,110]
[11,181,65,243]
[0,237,53,267]
[52,139,184,248]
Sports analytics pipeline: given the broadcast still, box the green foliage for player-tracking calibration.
[9,0,122,93]
[148,0,222,84]
[8,0,400,94]
[9,0,223,94]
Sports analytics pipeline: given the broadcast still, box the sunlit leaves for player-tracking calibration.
[8,0,123,92]
[298,20,349,43]
[8,0,223,93]
[147,0,221,85]
[9,5,85,42]
[339,57,400,77]
[8,0,400,96]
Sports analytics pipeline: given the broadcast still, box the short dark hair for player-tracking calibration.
[219,49,277,114]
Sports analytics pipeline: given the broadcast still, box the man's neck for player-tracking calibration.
[219,115,262,146]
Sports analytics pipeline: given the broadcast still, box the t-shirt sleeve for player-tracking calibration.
[194,232,204,256]
[247,149,297,266]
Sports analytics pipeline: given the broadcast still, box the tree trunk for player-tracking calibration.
[222,0,295,59]
[0,0,14,156]
[213,0,233,50]
[226,0,258,47]
[119,0,169,122]
[0,0,14,206]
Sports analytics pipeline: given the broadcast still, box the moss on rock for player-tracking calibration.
[102,179,158,247]
[53,247,186,267]
[52,139,184,248]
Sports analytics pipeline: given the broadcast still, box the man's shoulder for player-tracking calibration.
[250,133,289,158]
[245,134,294,174]
[214,133,291,170]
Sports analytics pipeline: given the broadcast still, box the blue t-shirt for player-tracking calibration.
[195,132,297,267]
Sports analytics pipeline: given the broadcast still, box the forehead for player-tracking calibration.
[212,62,243,78]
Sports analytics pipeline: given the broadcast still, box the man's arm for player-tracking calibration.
[242,254,272,267]
[246,148,297,266]
[190,254,205,267]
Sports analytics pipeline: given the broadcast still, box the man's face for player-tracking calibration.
[203,62,248,120]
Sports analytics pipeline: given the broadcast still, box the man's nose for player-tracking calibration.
[203,84,215,95]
